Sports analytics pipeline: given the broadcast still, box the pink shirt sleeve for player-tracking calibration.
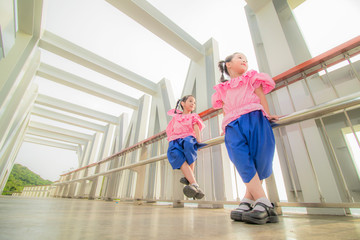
[212,83,229,109]
[192,114,205,131]
[211,91,223,109]
[250,71,275,94]
[166,117,175,140]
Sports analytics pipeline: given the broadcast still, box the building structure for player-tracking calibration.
[1,0,360,216]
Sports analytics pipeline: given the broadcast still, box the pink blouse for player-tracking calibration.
[166,109,205,142]
[211,70,275,132]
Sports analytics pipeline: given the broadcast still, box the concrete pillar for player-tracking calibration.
[75,168,90,199]
[93,124,116,199]
[144,78,175,201]
[0,49,40,150]
[79,142,91,167]
[85,132,102,166]
[245,0,311,76]
[132,146,148,202]
[114,95,150,199]
[245,0,346,214]
[103,114,128,201]
[97,124,116,162]
[180,38,226,208]
[0,84,38,193]
[67,172,79,198]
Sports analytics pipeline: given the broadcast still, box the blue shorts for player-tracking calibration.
[167,136,207,169]
[224,110,275,183]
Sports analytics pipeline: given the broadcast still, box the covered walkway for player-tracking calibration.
[1,1,360,239]
[1,196,359,240]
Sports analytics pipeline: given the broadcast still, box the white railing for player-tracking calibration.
[55,36,360,213]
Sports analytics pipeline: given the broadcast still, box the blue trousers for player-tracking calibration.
[167,136,207,169]
[224,110,275,183]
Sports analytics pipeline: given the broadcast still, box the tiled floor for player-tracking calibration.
[1,196,359,240]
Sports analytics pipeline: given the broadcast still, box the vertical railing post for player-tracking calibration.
[344,53,360,82]
[133,146,148,203]
[172,169,184,208]
[285,81,326,203]
[319,118,353,203]
[322,63,340,98]
[88,165,100,200]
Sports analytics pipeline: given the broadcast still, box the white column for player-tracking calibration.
[0,84,38,193]
[246,0,345,214]
[86,133,102,165]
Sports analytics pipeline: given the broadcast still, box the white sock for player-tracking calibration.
[191,183,199,188]
[237,198,254,211]
[253,197,272,211]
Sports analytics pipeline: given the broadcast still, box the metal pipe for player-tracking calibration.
[343,110,360,149]
[322,63,340,98]
[273,92,360,127]
[285,82,325,203]
[344,53,360,82]
[278,128,299,201]
[57,93,360,186]
[303,73,317,105]
[319,118,353,202]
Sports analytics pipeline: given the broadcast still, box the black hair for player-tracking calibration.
[218,52,242,82]
[174,95,194,114]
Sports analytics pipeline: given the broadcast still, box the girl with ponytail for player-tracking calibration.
[212,52,279,224]
[166,95,206,199]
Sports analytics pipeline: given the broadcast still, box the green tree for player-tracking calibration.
[2,164,53,195]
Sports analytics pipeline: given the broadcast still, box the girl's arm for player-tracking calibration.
[254,87,278,121]
[222,102,225,117]
[194,124,201,142]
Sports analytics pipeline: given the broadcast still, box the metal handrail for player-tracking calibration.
[54,92,360,185]
[60,36,360,178]
[273,35,360,87]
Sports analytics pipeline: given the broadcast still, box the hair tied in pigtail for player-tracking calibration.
[219,60,226,82]
[174,99,181,114]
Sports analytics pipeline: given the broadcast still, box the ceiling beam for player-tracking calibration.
[35,94,119,124]
[28,121,94,141]
[24,135,78,151]
[31,106,106,132]
[39,31,157,95]
[26,129,88,145]
[37,63,139,109]
[106,0,204,60]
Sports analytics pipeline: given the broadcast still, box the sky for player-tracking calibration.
[14,0,360,182]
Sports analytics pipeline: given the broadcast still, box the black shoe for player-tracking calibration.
[242,202,279,225]
[180,177,190,185]
[230,202,252,222]
[183,185,204,199]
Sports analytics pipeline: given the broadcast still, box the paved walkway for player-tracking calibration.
[0,196,360,240]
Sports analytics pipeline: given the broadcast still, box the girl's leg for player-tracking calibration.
[231,180,255,221]
[181,161,204,199]
[244,172,266,200]
[180,162,196,185]
[244,188,254,201]
[236,188,254,211]
[242,173,278,224]
[189,162,195,172]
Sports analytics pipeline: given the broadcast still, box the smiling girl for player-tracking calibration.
[166,95,206,199]
[212,52,279,224]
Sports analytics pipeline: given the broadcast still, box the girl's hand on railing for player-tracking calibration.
[268,115,279,122]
